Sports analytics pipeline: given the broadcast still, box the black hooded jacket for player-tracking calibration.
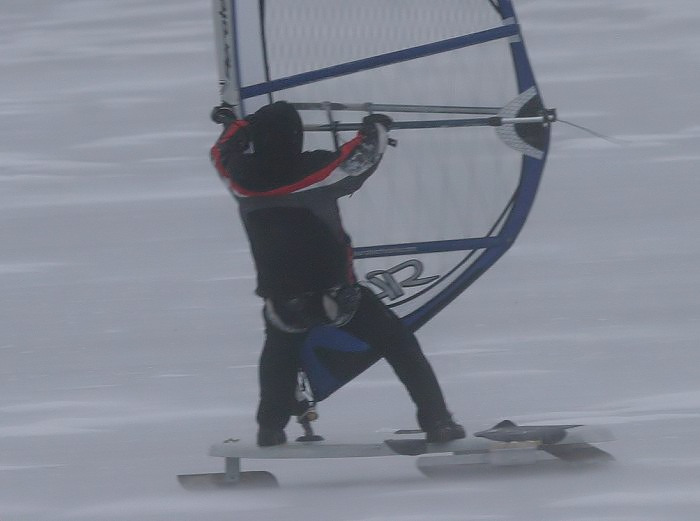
[211,105,388,298]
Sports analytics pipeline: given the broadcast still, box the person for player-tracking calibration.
[211,101,465,447]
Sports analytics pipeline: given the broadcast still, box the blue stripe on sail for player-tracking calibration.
[498,0,538,93]
[403,153,549,331]
[496,0,517,21]
[353,237,504,260]
[239,24,519,99]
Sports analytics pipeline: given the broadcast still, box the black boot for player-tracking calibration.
[257,427,287,447]
[425,418,466,443]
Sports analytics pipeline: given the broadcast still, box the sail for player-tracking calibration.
[212,0,553,399]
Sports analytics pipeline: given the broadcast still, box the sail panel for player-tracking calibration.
[219,0,550,330]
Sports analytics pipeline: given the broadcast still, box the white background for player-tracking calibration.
[2,1,700,519]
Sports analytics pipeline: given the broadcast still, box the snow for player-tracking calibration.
[2,1,700,520]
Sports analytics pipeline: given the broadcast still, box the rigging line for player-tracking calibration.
[558,119,628,145]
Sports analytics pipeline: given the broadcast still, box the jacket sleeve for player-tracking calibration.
[210,119,252,195]
[210,119,389,199]
[292,122,390,200]
[340,122,389,176]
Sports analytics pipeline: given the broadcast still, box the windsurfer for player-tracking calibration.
[211,101,465,446]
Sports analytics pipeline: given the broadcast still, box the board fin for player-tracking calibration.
[541,443,615,462]
[177,471,278,490]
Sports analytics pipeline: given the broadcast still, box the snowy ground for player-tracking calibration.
[2,1,700,520]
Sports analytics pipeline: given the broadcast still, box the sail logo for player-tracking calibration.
[365,260,439,301]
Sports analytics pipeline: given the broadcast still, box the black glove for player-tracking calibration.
[210,104,238,125]
[361,113,393,132]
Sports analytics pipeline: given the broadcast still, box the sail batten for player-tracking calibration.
[354,236,505,260]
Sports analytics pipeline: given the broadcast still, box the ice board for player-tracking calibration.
[178,421,614,489]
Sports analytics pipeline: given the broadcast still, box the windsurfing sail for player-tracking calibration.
[212,0,554,399]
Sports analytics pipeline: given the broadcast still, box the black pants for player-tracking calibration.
[256,287,451,432]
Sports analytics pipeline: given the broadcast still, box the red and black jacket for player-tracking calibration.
[211,120,388,299]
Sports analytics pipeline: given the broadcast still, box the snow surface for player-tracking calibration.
[2,1,700,520]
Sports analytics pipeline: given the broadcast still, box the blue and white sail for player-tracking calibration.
[212,0,554,399]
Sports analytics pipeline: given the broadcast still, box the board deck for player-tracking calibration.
[211,438,397,459]
[209,424,614,460]
[179,422,615,489]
